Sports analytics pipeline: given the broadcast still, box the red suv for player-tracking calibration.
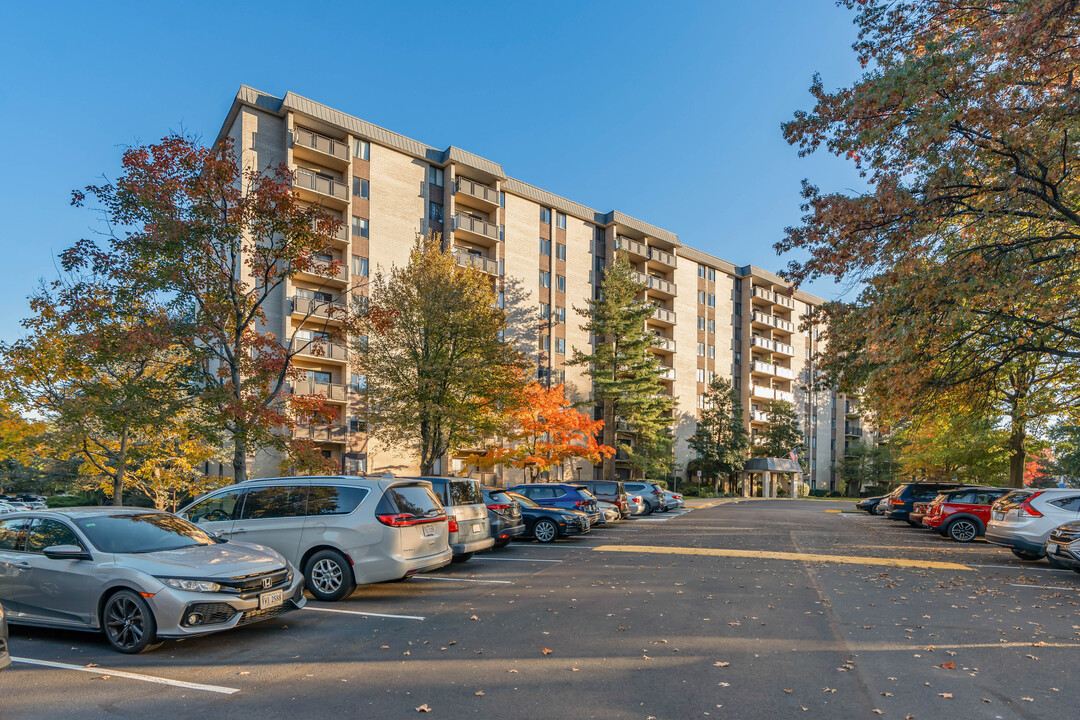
[924,486,1013,542]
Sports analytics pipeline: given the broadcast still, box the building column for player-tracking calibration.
[763,470,771,498]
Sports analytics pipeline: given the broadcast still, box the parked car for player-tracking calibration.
[1045,521,1080,573]
[421,477,494,563]
[623,481,667,514]
[506,492,590,543]
[508,483,602,526]
[0,503,18,515]
[923,486,1013,542]
[885,482,965,524]
[856,495,887,514]
[1,601,9,671]
[578,480,630,518]
[909,501,932,528]
[482,488,525,548]
[181,475,452,601]
[985,488,1080,560]
[0,508,305,653]
[663,490,684,509]
[625,493,647,516]
[597,501,621,523]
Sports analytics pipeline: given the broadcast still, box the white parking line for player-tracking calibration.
[1010,583,1080,591]
[412,575,513,584]
[970,564,1075,573]
[471,557,563,563]
[305,606,425,621]
[11,657,240,695]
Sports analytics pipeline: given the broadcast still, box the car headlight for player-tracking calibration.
[163,578,222,592]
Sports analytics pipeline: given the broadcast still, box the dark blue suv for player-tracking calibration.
[508,483,602,525]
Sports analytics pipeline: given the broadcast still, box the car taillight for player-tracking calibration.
[487,504,511,510]
[632,496,642,502]
[575,500,588,507]
[448,517,459,533]
[891,498,902,505]
[377,513,443,527]
[1019,493,1044,518]
[652,489,661,495]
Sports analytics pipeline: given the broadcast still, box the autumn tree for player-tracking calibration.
[355,234,528,474]
[71,134,351,482]
[466,382,614,480]
[686,376,750,492]
[892,401,1009,484]
[570,255,674,481]
[0,399,43,495]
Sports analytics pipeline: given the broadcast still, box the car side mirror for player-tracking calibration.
[43,544,92,561]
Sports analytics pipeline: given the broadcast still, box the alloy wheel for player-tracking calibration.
[948,519,978,542]
[105,596,146,650]
[311,558,343,593]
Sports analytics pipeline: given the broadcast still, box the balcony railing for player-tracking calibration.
[650,334,676,352]
[454,249,500,276]
[775,390,795,404]
[751,310,795,333]
[632,270,650,287]
[452,213,499,241]
[645,275,677,296]
[455,176,499,206]
[751,286,795,309]
[299,259,348,283]
[774,365,795,380]
[295,340,348,362]
[845,426,863,437]
[751,360,775,376]
[291,295,348,319]
[651,307,676,324]
[658,367,676,381]
[294,127,349,161]
[291,380,348,402]
[294,168,348,201]
[751,409,770,423]
[750,335,793,356]
[311,217,348,243]
[751,385,775,400]
[291,424,347,443]
[615,236,648,258]
[646,246,677,269]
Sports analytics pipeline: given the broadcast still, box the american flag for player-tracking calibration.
[789,449,798,463]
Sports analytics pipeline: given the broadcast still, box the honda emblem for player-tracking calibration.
[262,577,272,589]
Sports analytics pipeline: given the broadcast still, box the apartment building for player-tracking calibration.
[215,86,844,490]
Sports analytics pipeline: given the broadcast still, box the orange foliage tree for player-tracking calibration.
[467,383,614,481]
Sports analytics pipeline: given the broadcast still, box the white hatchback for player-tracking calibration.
[985,489,1080,560]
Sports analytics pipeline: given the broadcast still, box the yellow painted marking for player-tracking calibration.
[823,509,843,513]
[591,544,974,571]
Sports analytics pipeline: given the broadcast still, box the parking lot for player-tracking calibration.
[3,500,1078,719]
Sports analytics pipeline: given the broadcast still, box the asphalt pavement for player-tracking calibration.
[1,500,1077,719]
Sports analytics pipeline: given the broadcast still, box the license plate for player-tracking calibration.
[995,512,1005,521]
[472,521,483,533]
[259,590,283,610]
[1048,543,1059,555]
[422,524,436,537]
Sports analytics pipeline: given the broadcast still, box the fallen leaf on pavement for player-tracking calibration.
[938,693,953,699]
[981,698,991,703]
[881,692,893,697]
[470,615,479,621]
[784,689,793,694]
[475,691,484,696]
[1022,697,1034,702]
[415,705,431,713]
[541,648,553,655]
[873,711,884,716]
[714,661,730,667]
[940,662,955,669]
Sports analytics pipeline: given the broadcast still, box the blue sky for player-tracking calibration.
[0,1,865,342]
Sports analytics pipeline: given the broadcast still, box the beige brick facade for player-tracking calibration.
[213,86,846,490]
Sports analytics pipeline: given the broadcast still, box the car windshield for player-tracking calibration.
[74,513,216,553]
[507,492,538,508]
[579,489,597,501]
[488,491,514,505]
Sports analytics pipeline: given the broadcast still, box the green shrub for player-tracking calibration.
[809,488,829,498]
[47,494,95,508]
[826,490,844,498]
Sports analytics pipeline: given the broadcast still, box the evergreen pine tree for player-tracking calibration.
[687,376,750,491]
[570,255,674,481]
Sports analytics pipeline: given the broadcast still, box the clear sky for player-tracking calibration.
[0,1,866,343]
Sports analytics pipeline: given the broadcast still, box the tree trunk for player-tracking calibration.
[1008,418,1027,489]
[233,432,248,484]
[113,427,129,506]
[602,397,615,483]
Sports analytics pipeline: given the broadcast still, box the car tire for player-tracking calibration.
[102,590,162,654]
[305,549,355,602]
[1011,548,1044,561]
[533,519,558,543]
[873,503,886,516]
[493,538,510,549]
[451,552,473,563]
[1046,554,1070,570]
[946,518,979,543]
[907,520,921,527]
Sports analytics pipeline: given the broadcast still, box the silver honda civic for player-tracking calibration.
[0,507,305,653]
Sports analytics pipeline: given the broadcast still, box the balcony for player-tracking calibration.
[632,270,651,288]
[751,385,775,400]
[750,335,794,356]
[310,217,348,245]
[291,380,349,402]
[751,360,775,376]
[293,127,349,165]
[751,286,795,309]
[454,249,500,276]
[291,295,348,322]
[296,258,348,286]
[772,340,794,356]
[615,236,648,260]
[774,365,795,380]
[291,424,347,444]
[658,367,676,382]
[775,390,795,404]
[646,246,677,270]
[293,168,348,205]
[845,425,863,437]
[650,307,677,326]
[649,334,676,353]
[452,213,499,246]
[454,176,500,210]
[751,409,770,423]
[645,275,677,298]
[294,340,348,363]
[750,310,796,333]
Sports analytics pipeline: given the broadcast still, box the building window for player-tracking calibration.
[428,166,444,186]
[352,177,369,199]
[697,395,705,409]
[707,371,715,382]
[539,335,551,351]
[540,270,551,288]
[708,268,716,281]
[352,216,369,238]
[540,208,552,224]
[540,238,552,255]
[348,418,367,433]
[708,346,715,359]
[734,327,742,341]
[539,303,551,320]
[733,377,741,391]
[708,319,715,333]
[555,243,566,260]
[697,316,706,331]
[707,293,715,307]
[594,257,606,272]
[555,338,566,354]
[696,368,705,383]
[698,290,706,304]
[350,373,367,391]
[556,275,566,292]
[697,343,705,357]
[554,306,565,324]
[556,212,566,229]
[734,302,742,316]
[429,202,443,223]
[352,255,369,277]
[734,351,741,364]
[353,139,370,160]
[499,191,505,207]
[734,278,742,291]
[698,264,706,279]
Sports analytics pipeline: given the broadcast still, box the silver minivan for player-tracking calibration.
[417,478,493,562]
[180,476,452,601]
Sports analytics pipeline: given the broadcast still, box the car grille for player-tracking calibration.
[1050,525,1080,543]
[238,599,301,626]
[218,567,290,593]
[181,602,238,626]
